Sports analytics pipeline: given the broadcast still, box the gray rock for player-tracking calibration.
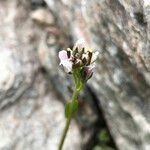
[30,8,55,26]
[43,0,150,150]
[0,73,81,150]
[0,0,81,150]
[1,0,150,149]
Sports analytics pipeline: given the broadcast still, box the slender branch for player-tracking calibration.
[58,116,71,150]
[58,89,80,150]
[58,40,97,150]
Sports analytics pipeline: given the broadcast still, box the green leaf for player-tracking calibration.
[65,100,78,119]
[65,102,72,119]
[93,146,114,150]
[98,129,110,143]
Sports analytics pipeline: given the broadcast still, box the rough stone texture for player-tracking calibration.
[0,0,38,109]
[0,0,81,150]
[0,73,81,150]
[0,74,81,150]
[1,0,150,150]
[43,0,150,150]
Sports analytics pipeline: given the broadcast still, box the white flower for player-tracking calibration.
[73,39,86,51]
[58,50,73,73]
[91,51,99,63]
[73,39,92,52]
[58,39,99,78]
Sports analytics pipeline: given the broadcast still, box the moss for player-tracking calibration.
[92,129,116,150]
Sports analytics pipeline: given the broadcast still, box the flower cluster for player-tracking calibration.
[58,39,99,81]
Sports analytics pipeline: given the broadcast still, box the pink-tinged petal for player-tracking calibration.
[91,51,99,63]
[73,39,87,51]
[58,50,68,61]
[83,64,95,80]
[60,60,73,73]
[85,64,95,75]
[73,39,93,53]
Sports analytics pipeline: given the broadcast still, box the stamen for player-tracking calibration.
[73,47,78,56]
[87,52,92,65]
[82,48,85,54]
[67,51,71,58]
[82,57,87,65]
[79,48,84,59]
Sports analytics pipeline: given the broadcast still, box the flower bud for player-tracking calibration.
[82,65,95,81]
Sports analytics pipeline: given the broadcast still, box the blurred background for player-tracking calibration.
[0,0,150,150]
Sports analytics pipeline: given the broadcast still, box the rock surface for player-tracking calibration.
[43,0,150,150]
[0,0,150,150]
[0,0,81,150]
[0,73,81,150]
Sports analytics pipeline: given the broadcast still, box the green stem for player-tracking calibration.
[58,89,80,150]
[58,116,71,150]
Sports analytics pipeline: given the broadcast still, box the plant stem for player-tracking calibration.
[58,89,80,150]
[58,116,71,150]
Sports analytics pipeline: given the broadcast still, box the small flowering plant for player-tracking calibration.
[58,39,99,150]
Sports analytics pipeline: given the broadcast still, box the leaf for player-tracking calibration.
[98,129,110,143]
[65,100,78,119]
